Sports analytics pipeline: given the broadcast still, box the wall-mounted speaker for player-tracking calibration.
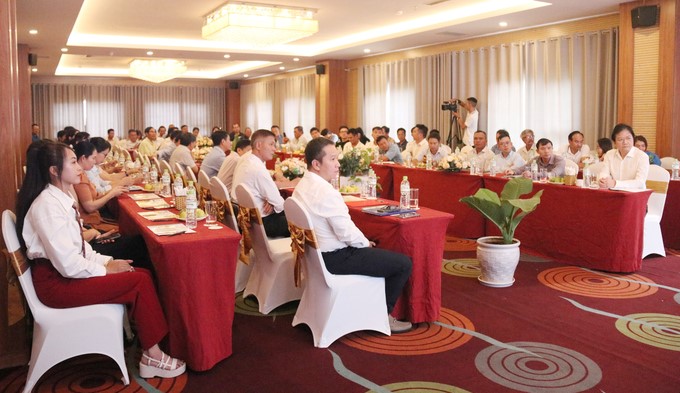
[631,5,658,28]
[315,64,326,75]
[28,53,38,66]
[228,81,239,89]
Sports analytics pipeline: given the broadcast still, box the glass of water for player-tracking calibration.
[409,188,419,209]
[204,201,217,226]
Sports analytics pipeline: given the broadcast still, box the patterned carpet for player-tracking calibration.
[2,239,679,393]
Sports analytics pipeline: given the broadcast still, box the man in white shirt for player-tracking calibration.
[517,129,537,162]
[494,132,525,174]
[120,129,140,150]
[425,131,451,163]
[401,124,429,163]
[157,130,181,162]
[517,138,566,177]
[217,139,251,193]
[106,128,119,147]
[462,130,495,172]
[137,127,162,157]
[364,126,383,150]
[231,130,297,237]
[169,133,198,175]
[561,131,591,169]
[342,128,365,154]
[201,130,231,178]
[598,124,649,189]
[293,137,413,333]
[285,126,308,152]
[452,97,479,147]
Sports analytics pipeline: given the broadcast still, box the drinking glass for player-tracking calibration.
[204,201,217,225]
[409,188,419,209]
[539,169,548,183]
[330,177,339,190]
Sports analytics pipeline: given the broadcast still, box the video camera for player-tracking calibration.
[441,99,460,112]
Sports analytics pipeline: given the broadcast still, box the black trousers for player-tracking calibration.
[322,247,412,314]
[90,234,155,274]
[262,211,290,238]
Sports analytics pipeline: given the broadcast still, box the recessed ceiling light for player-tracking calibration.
[243,74,249,78]
[29,29,38,35]
[499,21,508,27]
[31,68,38,72]
[61,48,68,53]
[363,49,371,54]
[293,57,299,62]
[146,51,154,56]
[279,66,285,70]
[223,54,231,59]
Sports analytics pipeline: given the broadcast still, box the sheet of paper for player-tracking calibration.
[138,210,177,221]
[147,223,188,236]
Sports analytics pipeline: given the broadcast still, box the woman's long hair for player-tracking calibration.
[16,140,69,247]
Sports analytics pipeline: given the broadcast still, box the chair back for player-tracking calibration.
[660,156,676,170]
[646,165,670,217]
[197,170,212,209]
[234,184,275,260]
[564,159,579,174]
[588,162,604,177]
[2,210,49,322]
[284,197,333,288]
[209,177,238,233]
[160,159,173,176]
[152,156,161,172]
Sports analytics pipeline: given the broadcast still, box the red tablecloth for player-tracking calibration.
[389,166,485,239]
[371,163,395,200]
[661,179,680,250]
[117,195,241,371]
[347,200,454,323]
[483,177,652,272]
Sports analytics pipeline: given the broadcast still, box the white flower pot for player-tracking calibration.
[476,236,520,287]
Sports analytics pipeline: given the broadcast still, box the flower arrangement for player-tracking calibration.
[339,147,375,177]
[439,149,469,172]
[192,136,213,161]
[280,158,306,180]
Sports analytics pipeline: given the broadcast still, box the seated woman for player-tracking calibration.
[634,135,661,166]
[596,137,613,161]
[89,137,136,189]
[598,124,650,189]
[16,140,185,379]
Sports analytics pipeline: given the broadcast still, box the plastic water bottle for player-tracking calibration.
[489,159,497,176]
[185,181,197,229]
[142,162,150,184]
[367,169,377,199]
[583,163,591,188]
[672,159,680,180]
[150,165,158,184]
[161,169,171,197]
[173,173,183,200]
[426,154,432,170]
[531,160,538,180]
[469,158,476,175]
[400,176,410,210]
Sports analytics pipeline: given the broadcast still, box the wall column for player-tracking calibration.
[315,60,348,134]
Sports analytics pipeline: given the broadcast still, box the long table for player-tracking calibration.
[661,179,680,250]
[346,199,453,323]
[372,164,654,272]
[117,194,241,371]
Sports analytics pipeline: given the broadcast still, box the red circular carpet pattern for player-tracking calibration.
[234,293,298,316]
[537,267,658,298]
[0,355,187,393]
[475,341,602,392]
[340,308,474,355]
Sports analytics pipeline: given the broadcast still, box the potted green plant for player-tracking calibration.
[460,177,543,287]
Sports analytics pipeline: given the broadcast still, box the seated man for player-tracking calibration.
[490,129,515,155]
[169,133,198,175]
[401,124,429,163]
[120,129,141,150]
[137,126,162,157]
[517,129,537,162]
[336,125,349,150]
[561,130,591,168]
[285,126,308,152]
[231,129,297,238]
[396,128,408,152]
[365,126,384,150]
[376,135,403,164]
[342,128,365,154]
[463,130,495,172]
[201,130,231,178]
[493,131,525,174]
[217,138,251,193]
[310,127,321,139]
[425,131,451,164]
[157,130,181,162]
[518,138,566,177]
[293,138,413,333]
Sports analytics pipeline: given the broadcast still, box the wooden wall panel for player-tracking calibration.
[632,28,660,150]
[656,0,680,158]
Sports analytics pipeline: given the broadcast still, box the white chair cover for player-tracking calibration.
[642,165,669,258]
[660,156,675,170]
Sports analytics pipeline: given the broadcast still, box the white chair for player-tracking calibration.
[1,211,129,393]
[152,156,161,172]
[660,156,676,170]
[196,170,210,208]
[160,159,173,177]
[210,177,251,293]
[284,197,390,347]
[174,162,185,178]
[564,159,579,175]
[234,184,302,314]
[642,165,670,258]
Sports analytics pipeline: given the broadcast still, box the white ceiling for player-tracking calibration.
[17,0,624,82]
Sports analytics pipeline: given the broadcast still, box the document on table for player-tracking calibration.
[147,223,188,236]
[129,193,161,201]
[136,199,171,209]
[138,210,177,221]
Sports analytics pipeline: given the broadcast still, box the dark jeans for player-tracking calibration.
[322,247,412,313]
[262,211,290,238]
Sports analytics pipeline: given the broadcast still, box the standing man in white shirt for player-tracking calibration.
[451,97,479,147]
[293,137,413,333]
[494,131,525,175]
[401,124,429,164]
[517,129,537,162]
[598,124,649,189]
[231,129,298,237]
[561,131,591,169]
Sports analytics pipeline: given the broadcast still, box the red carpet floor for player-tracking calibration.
[2,240,680,393]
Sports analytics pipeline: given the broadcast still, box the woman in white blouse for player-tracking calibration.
[16,140,185,379]
[598,123,649,189]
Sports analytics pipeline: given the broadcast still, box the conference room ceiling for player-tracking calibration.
[17,0,623,82]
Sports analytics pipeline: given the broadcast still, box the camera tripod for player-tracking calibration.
[446,110,461,150]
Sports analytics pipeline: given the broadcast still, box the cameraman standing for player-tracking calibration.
[451,97,479,147]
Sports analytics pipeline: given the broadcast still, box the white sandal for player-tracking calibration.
[139,352,186,379]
